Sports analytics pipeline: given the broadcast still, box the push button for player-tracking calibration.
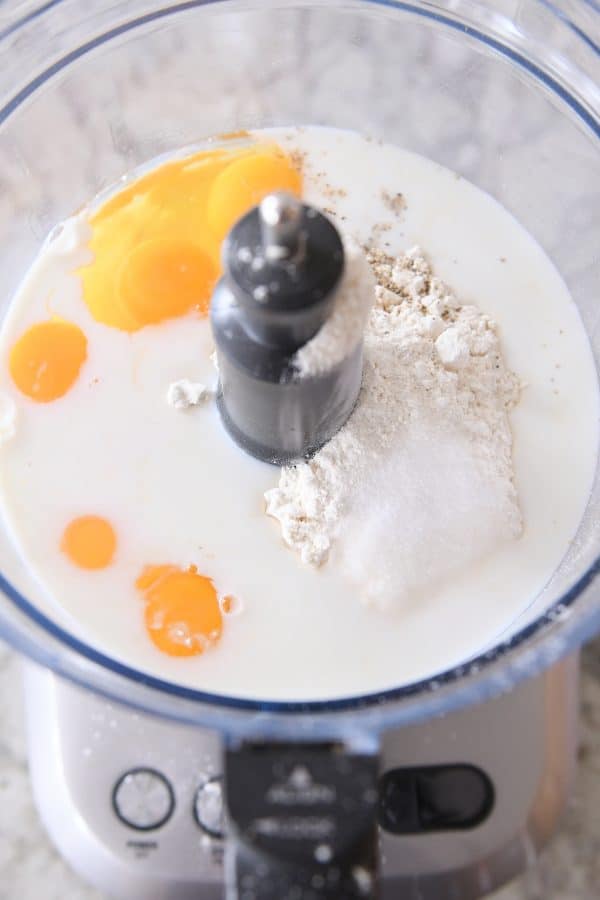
[194,776,225,838]
[379,765,494,834]
[113,768,175,831]
[417,766,494,830]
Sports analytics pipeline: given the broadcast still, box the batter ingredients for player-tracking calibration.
[136,564,222,657]
[9,319,88,402]
[265,247,522,608]
[166,379,209,409]
[80,140,301,331]
[61,515,117,571]
[0,126,596,699]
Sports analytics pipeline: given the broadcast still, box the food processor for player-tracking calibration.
[0,1,598,898]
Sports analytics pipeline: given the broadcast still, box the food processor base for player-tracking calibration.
[23,656,579,899]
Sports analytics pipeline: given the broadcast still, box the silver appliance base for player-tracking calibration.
[24,656,578,899]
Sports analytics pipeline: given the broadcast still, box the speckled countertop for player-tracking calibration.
[0,2,599,898]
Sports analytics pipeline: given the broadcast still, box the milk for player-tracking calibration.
[0,127,596,700]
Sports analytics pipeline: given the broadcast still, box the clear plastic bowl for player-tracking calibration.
[0,0,598,740]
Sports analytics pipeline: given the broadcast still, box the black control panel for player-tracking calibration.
[379,764,494,834]
[225,742,379,899]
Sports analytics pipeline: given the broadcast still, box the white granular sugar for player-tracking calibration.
[265,246,522,610]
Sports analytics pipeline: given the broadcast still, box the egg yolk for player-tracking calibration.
[119,238,216,323]
[206,150,303,242]
[136,565,222,657]
[9,319,87,402]
[80,140,302,332]
[61,516,117,570]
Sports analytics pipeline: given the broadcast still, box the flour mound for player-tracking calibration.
[264,246,522,610]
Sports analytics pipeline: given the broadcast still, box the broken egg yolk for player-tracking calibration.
[136,565,222,657]
[9,319,87,402]
[80,140,302,332]
[62,516,117,570]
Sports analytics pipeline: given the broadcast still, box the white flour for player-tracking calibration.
[292,238,375,376]
[265,246,522,610]
[166,379,208,409]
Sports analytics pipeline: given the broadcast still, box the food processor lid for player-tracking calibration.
[0,0,598,737]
